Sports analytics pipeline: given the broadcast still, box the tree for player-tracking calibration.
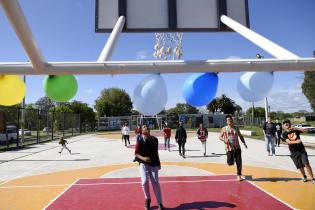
[246,107,265,118]
[69,101,96,131]
[208,94,242,114]
[207,98,219,113]
[35,96,55,111]
[302,71,315,111]
[167,103,199,114]
[94,88,133,117]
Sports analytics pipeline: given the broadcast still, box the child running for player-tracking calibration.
[58,137,71,154]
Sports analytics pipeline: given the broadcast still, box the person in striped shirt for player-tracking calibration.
[219,115,248,181]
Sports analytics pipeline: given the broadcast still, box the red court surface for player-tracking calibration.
[46,175,292,210]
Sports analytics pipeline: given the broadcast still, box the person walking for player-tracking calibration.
[263,116,277,156]
[219,115,248,181]
[122,122,130,146]
[175,122,187,158]
[282,120,315,184]
[134,125,164,210]
[275,119,282,147]
[163,123,171,151]
[197,123,208,156]
[58,137,71,154]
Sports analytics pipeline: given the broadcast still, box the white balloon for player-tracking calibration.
[133,74,168,116]
[237,72,274,102]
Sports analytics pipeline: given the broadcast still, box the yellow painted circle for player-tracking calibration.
[0,75,26,106]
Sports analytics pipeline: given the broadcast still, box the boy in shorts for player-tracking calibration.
[282,120,315,183]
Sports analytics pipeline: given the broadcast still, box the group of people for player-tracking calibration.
[133,115,315,209]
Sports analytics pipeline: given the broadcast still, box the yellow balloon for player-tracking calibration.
[0,75,26,106]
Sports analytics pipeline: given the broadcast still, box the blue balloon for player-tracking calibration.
[237,72,274,102]
[182,73,218,107]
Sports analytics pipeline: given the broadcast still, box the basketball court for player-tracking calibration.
[0,132,315,209]
[45,175,292,210]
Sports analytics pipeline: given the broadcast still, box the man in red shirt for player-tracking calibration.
[163,123,172,151]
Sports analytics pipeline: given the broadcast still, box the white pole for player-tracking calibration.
[265,97,269,121]
[0,0,46,73]
[98,16,125,62]
[220,15,299,59]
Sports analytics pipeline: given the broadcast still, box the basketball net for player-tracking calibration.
[154,33,183,60]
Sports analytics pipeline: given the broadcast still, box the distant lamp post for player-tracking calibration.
[256,54,270,122]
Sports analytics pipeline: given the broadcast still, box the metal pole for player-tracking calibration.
[98,16,125,62]
[21,75,25,144]
[0,0,46,73]
[251,102,254,126]
[220,15,299,59]
[265,97,269,122]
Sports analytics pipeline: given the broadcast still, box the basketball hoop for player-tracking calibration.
[154,33,183,60]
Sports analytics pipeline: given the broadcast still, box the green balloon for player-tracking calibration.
[43,75,78,102]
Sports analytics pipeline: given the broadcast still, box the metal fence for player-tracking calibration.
[0,107,95,151]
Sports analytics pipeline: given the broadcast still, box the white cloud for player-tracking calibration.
[136,51,149,60]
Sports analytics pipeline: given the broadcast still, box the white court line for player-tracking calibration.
[42,179,79,210]
[100,164,215,177]
[0,178,238,189]
[246,180,296,210]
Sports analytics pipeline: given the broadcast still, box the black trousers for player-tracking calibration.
[276,131,281,146]
[123,135,130,145]
[227,148,242,175]
[178,141,186,155]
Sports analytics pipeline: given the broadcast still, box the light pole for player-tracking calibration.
[21,75,26,144]
[256,54,269,122]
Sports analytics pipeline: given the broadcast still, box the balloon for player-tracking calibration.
[133,74,168,116]
[43,75,78,102]
[0,75,26,106]
[237,72,274,102]
[182,73,218,107]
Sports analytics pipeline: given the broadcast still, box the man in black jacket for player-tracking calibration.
[175,122,187,158]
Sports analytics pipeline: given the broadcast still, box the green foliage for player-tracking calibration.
[207,94,242,114]
[166,103,199,114]
[302,71,315,111]
[94,88,133,117]
[0,104,21,125]
[246,107,265,118]
[35,96,55,111]
[51,105,73,113]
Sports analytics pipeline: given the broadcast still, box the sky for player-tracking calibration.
[0,0,314,113]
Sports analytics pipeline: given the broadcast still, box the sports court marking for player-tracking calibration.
[45,175,293,210]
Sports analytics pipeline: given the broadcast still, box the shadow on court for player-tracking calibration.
[245,175,302,182]
[151,201,237,209]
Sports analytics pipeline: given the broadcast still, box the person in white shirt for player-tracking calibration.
[122,122,130,146]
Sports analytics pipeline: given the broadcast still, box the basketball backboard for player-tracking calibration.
[95,0,250,32]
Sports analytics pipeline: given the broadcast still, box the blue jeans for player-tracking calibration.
[164,137,170,149]
[139,163,163,205]
[265,134,275,155]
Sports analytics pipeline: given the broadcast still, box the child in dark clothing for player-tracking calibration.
[59,137,71,154]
